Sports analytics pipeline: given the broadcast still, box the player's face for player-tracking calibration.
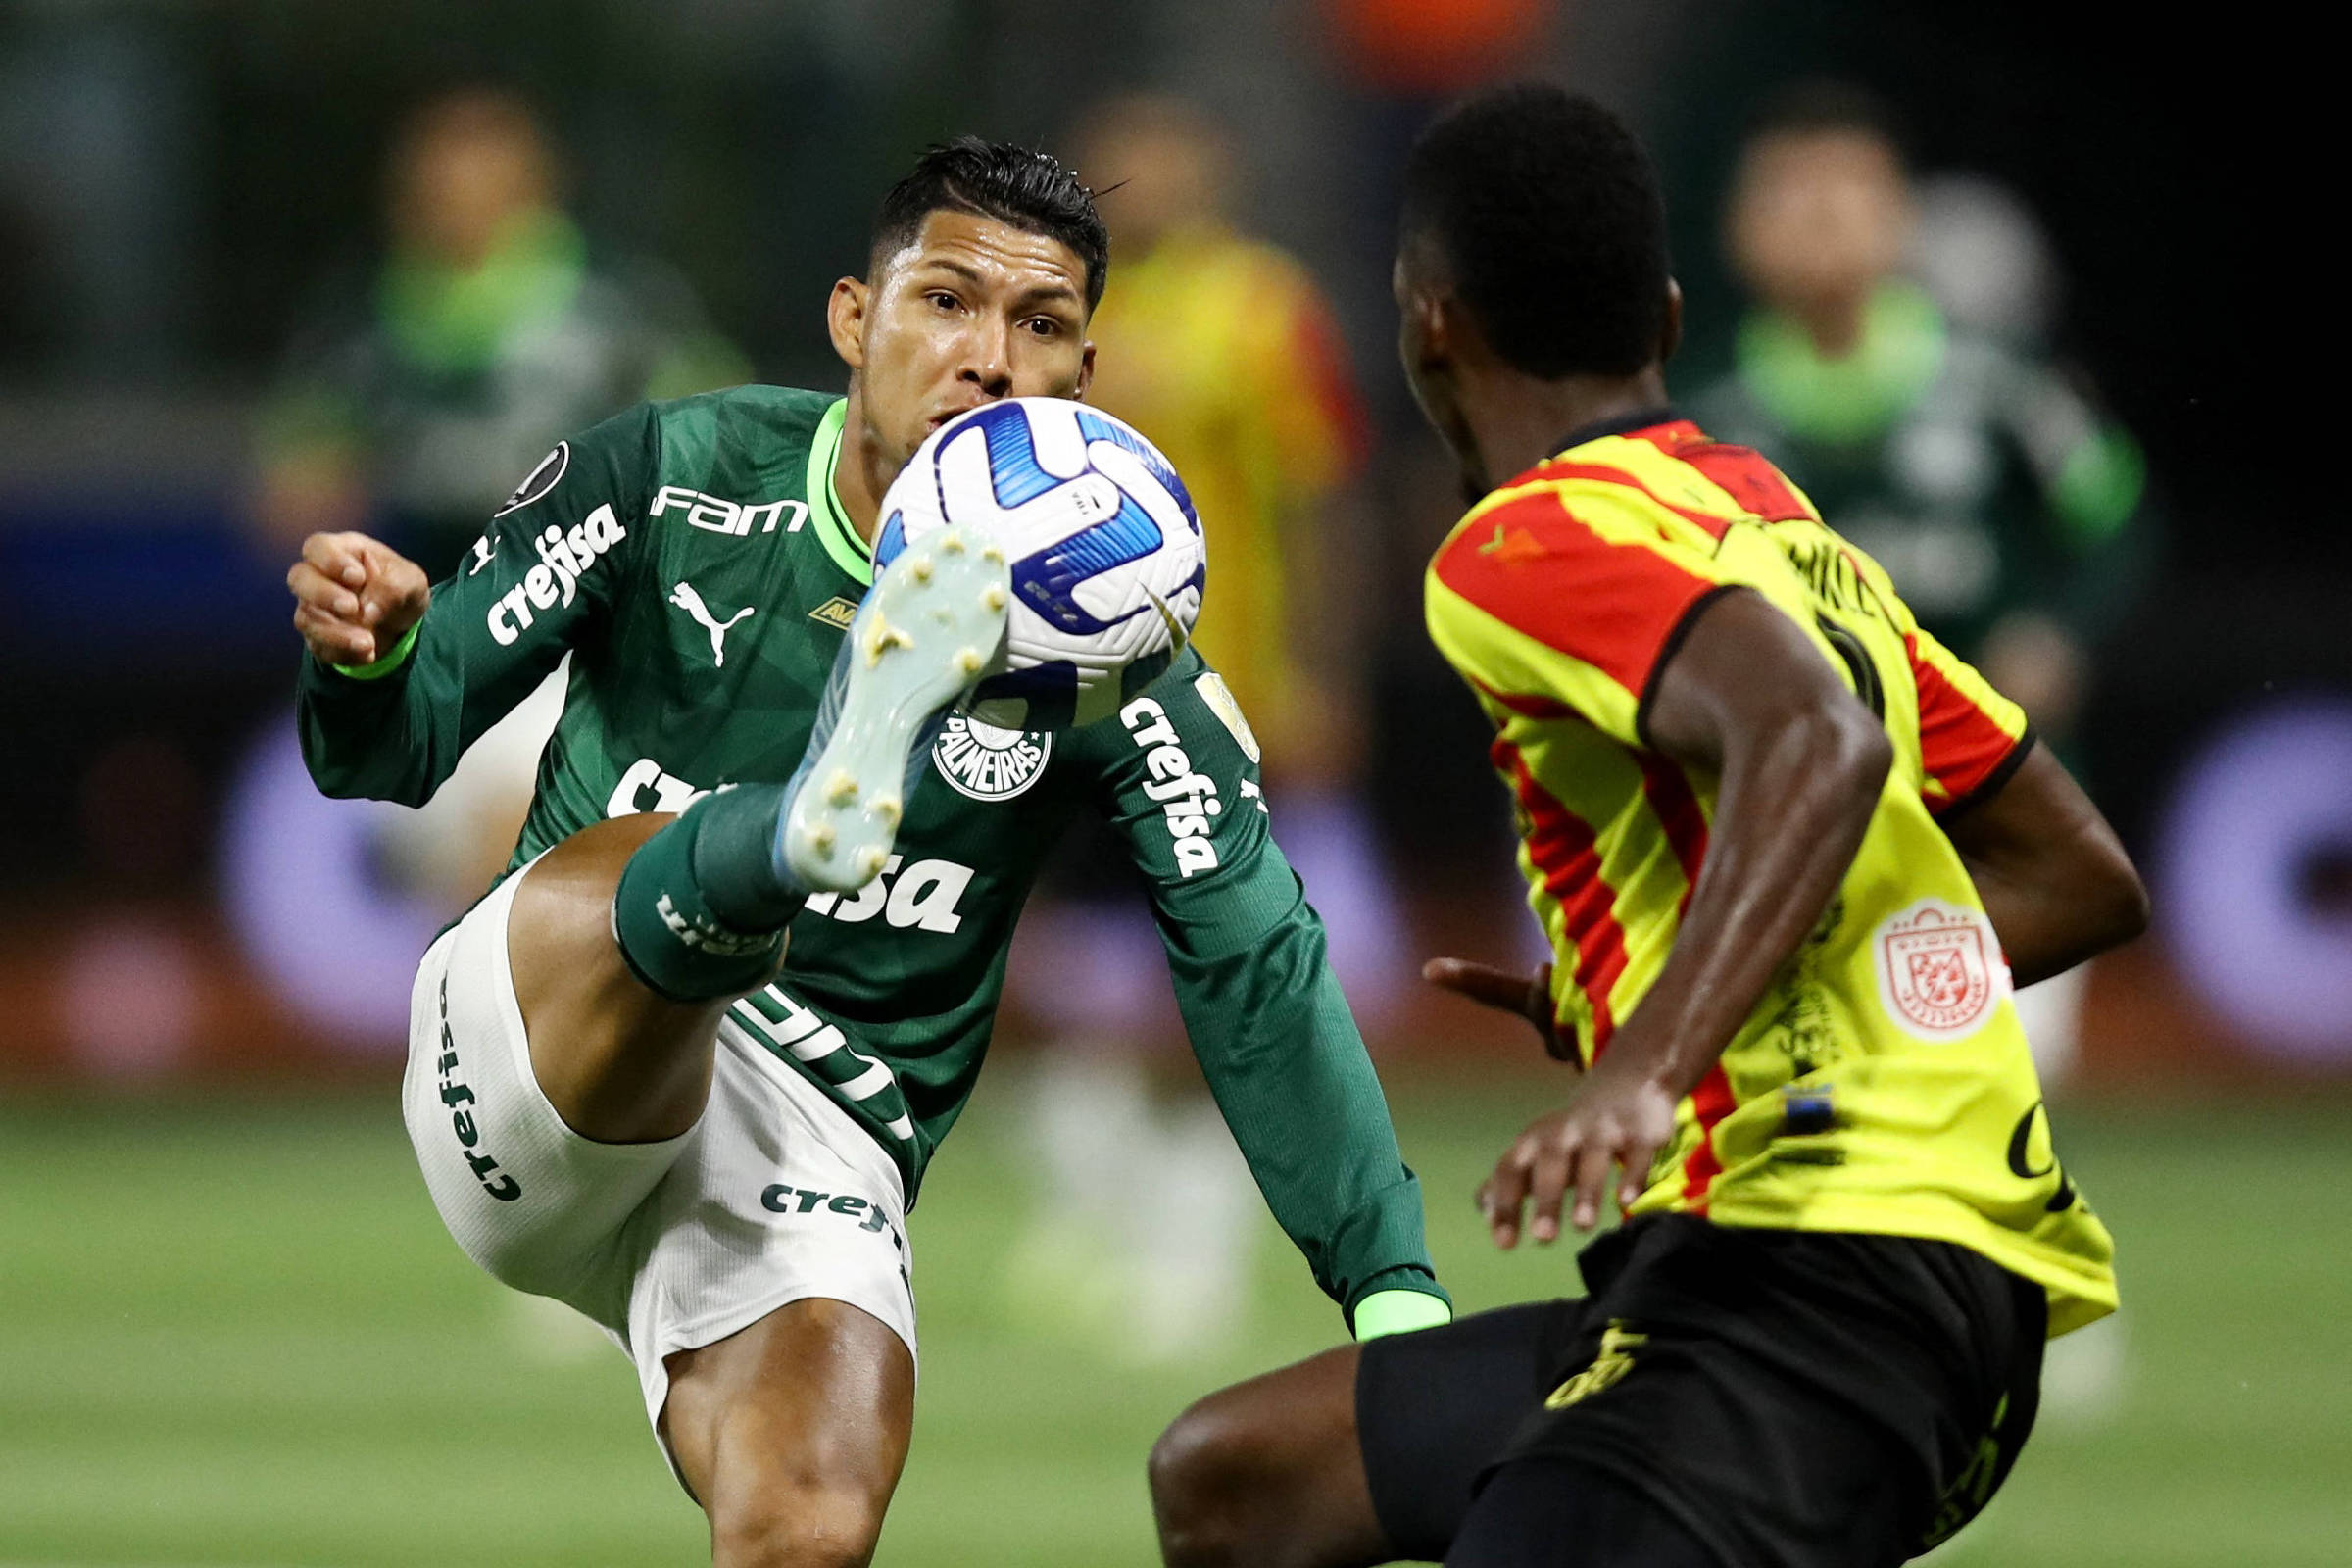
[1727,130,1911,314]
[833,210,1096,476]
[1394,241,1490,501]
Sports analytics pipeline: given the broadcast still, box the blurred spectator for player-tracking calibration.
[995,93,1403,1362]
[1080,92,1373,784]
[250,86,748,580]
[1694,84,2150,746]
[1696,85,2158,1094]
[233,88,749,1040]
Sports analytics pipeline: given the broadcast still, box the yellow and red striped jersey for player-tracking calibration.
[1425,413,2116,1335]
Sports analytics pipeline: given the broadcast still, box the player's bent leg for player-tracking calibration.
[1152,1302,1581,1568]
[504,522,1012,1142]
[1151,1344,1393,1568]
[663,1298,916,1568]
[1444,1458,1724,1568]
[781,519,1009,892]
[507,812,747,1144]
[405,852,711,1305]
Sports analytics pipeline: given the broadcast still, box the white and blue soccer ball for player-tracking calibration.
[874,397,1204,731]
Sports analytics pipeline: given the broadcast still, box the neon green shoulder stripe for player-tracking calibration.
[805,398,873,587]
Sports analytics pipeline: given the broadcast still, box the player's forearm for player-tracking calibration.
[295,641,446,806]
[1618,707,1891,1096]
[1959,860,2124,989]
[1943,744,2148,988]
[1173,924,1443,1310]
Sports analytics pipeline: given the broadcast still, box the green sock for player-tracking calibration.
[612,788,807,1003]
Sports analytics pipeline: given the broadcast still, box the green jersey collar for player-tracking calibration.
[1736,280,1947,446]
[806,398,874,587]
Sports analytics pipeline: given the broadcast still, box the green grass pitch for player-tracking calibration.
[2,1074,2346,1565]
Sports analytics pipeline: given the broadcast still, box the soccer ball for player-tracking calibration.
[874,397,1204,731]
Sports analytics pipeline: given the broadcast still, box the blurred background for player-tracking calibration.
[1,2,2342,1564]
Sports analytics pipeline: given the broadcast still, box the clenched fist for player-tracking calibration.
[287,532,430,667]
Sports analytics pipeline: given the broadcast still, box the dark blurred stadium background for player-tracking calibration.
[1,3,2342,1564]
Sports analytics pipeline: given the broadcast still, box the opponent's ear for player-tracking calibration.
[1074,338,1097,399]
[1661,278,1685,364]
[828,277,869,370]
[1422,290,1464,369]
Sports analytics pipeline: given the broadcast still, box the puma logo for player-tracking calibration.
[669,581,755,667]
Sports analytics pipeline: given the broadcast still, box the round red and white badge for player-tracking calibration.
[1871,899,2009,1041]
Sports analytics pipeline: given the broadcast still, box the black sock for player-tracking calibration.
[612,788,807,1002]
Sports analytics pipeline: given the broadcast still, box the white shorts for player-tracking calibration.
[403,864,918,1446]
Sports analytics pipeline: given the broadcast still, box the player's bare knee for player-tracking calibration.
[1151,1391,1275,1565]
[507,811,733,1142]
[709,1480,887,1568]
[509,813,671,950]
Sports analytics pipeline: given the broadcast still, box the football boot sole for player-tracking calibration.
[781,524,1010,891]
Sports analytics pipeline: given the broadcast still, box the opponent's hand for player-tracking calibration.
[1476,1060,1678,1247]
[287,531,429,666]
[1423,956,1573,1063]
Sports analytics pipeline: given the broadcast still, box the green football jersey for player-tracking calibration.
[297,384,1442,1316]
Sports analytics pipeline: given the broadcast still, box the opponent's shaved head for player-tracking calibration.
[1400,85,1671,379]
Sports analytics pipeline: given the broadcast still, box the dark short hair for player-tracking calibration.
[1742,80,1909,166]
[871,136,1110,312]
[1400,84,1670,379]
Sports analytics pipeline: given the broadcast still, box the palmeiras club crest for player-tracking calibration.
[931,713,1052,801]
[1872,899,2005,1041]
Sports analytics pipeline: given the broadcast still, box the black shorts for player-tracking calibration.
[1355,1216,2047,1568]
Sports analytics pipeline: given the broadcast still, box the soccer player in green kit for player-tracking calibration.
[284,138,1450,1567]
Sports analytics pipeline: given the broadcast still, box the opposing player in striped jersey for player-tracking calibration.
[1147,88,2148,1568]
[286,138,1447,1567]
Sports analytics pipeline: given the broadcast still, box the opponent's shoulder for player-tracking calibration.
[1429,469,1723,614]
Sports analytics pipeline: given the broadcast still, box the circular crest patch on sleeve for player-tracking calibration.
[494,442,570,517]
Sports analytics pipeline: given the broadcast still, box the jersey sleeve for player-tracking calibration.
[1907,620,2035,818]
[1425,489,1735,749]
[295,402,658,806]
[1076,654,1446,1321]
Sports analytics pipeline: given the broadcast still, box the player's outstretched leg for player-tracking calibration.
[782,520,1009,890]
[600,518,1008,1023]
[508,520,1009,1144]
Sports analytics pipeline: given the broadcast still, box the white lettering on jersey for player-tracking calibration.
[931,714,1051,800]
[485,504,626,646]
[604,762,977,934]
[669,580,755,667]
[1120,695,1222,878]
[650,485,808,537]
[803,854,976,934]
[607,759,710,817]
